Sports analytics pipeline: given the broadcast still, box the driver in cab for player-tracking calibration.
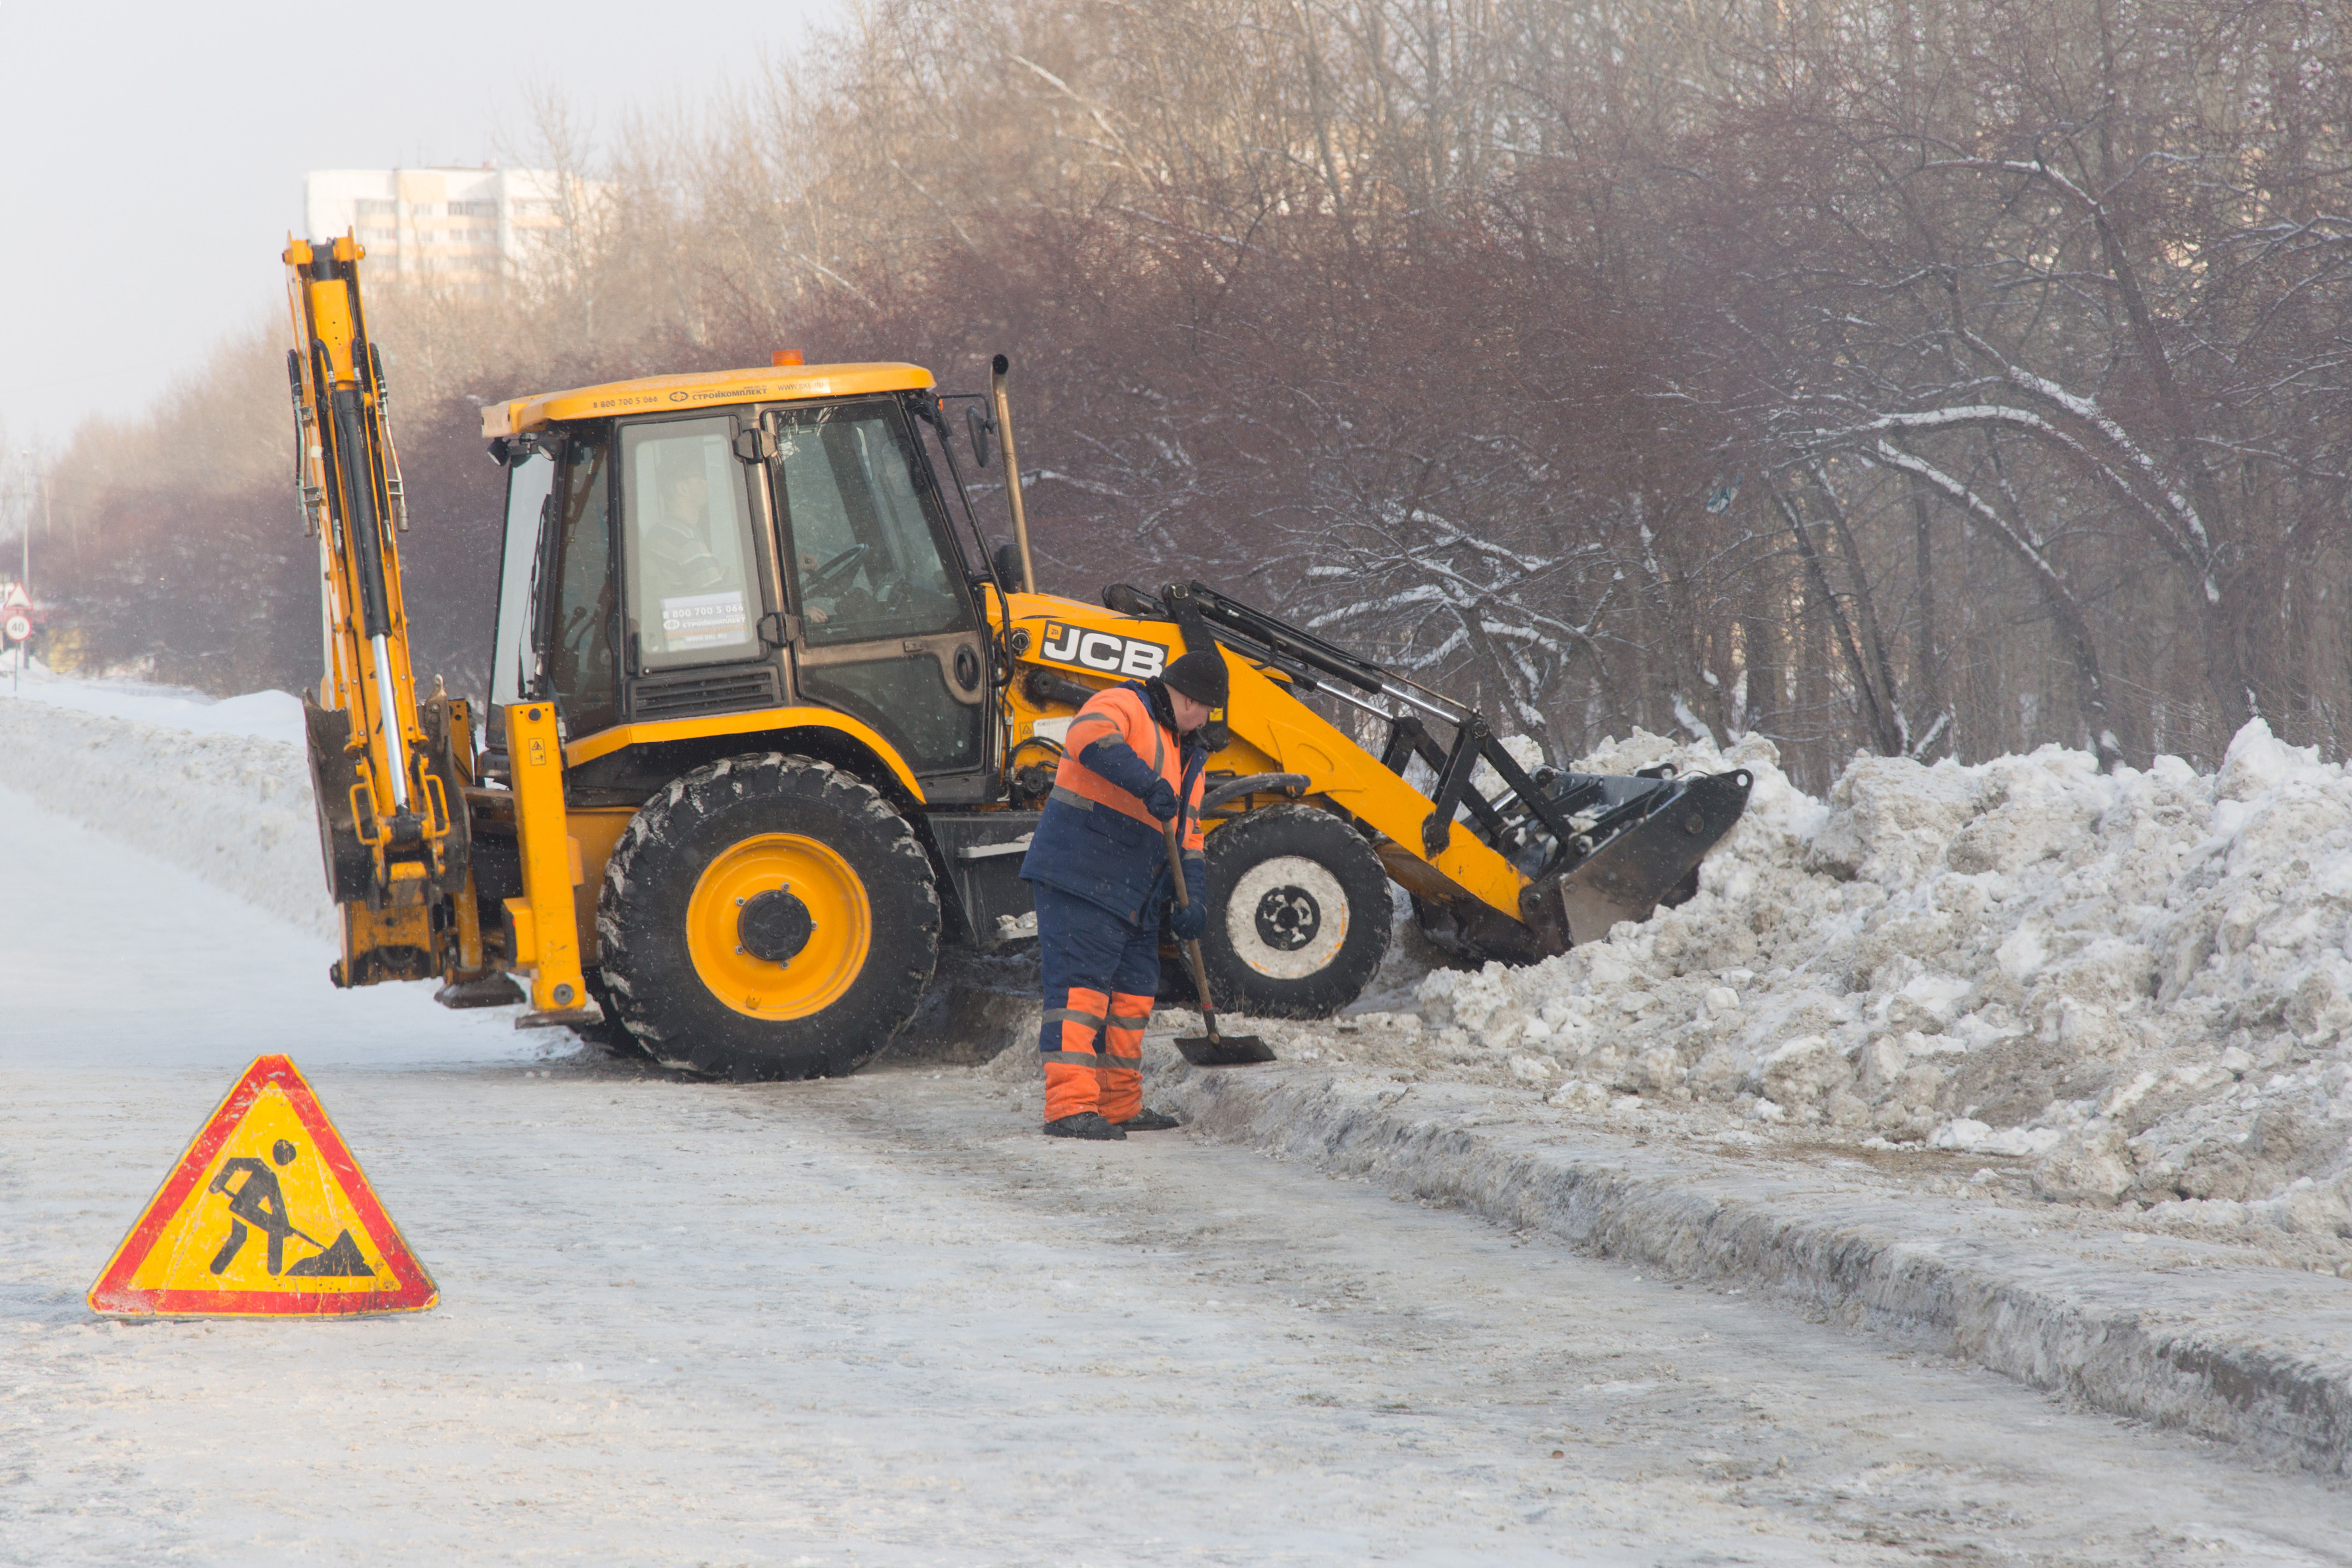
[1018,649,1230,1140]
[796,550,844,627]
[640,449,755,659]
[643,454,726,602]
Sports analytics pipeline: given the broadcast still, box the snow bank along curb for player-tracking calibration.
[0,698,333,937]
[1391,720,2352,1257]
[1152,1059,2352,1476]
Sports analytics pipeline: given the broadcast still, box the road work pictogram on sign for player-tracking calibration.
[88,1056,437,1318]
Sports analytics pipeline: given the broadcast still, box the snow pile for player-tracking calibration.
[1411,721,2352,1236]
[0,688,332,935]
[4,668,310,747]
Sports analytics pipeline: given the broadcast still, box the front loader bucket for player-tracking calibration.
[1524,769,1752,947]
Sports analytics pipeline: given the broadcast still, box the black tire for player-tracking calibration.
[595,752,940,1079]
[567,969,648,1059]
[1195,805,1389,1018]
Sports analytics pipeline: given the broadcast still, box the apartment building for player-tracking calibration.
[302,167,583,289]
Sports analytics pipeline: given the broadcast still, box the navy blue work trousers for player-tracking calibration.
[1031,882,1162,1124]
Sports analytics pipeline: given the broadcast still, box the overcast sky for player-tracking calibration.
[0,1,844,455]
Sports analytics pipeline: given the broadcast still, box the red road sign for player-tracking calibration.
[3,614,29,643]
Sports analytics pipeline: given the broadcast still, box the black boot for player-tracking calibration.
[1118,1107,1182,1131]
[1044,1111,1127,1140]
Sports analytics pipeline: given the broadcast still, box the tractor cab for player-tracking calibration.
[478,363,1004,807]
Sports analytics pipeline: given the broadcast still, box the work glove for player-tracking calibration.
[1168,900,1208,942]
[1144,779,1182,824]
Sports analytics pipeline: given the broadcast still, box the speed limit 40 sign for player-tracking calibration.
[4,613,31,642]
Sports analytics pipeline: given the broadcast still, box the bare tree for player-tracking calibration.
[36,0,2352,795]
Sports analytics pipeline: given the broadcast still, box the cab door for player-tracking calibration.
[541,429,621,737]
[485,433,621,754]
[766,399,993,799]
[613,414,784,722]
[485,441,556,764]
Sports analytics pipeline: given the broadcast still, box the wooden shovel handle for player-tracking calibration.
[1164,815,1222,1042]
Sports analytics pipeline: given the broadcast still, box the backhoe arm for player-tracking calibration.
[284,236,469,981]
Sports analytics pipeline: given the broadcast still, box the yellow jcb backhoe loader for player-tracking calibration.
[286,236,1751,1079]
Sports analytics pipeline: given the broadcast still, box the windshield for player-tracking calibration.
[490,448,555,709]
[772,401,967,645]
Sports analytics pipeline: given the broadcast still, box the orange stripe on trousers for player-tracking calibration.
[1044,986,1110,1123]
[1095,991,1154,1125]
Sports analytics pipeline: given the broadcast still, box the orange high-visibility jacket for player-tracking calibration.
[1019,682,1207,922]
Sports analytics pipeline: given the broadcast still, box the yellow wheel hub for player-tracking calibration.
[685,833,872,1020]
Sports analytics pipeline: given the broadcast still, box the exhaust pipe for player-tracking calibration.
[989,354,1036,593]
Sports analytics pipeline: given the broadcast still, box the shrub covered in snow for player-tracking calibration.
[1410,721,2352,1235]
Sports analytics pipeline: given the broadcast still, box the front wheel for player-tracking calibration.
[1195,805,1390,1018]
[596,753,940,1079]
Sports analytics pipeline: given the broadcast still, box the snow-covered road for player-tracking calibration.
[6,785,2351,1565]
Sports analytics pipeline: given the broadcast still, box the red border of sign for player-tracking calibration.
[88,1055,438,1317]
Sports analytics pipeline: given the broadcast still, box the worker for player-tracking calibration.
[1019,648,1229,1139]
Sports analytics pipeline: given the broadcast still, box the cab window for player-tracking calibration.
[773,403,967,644]
[546,435,619,734]
[621,418,760,670]
[489,447,554,709]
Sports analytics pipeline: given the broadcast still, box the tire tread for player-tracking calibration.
[595,751,939,1078]
[1197,805,1390,1019]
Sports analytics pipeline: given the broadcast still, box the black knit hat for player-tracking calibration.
[1160,648,1229,709]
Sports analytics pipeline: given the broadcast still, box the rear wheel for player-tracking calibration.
[568,969,660,1060]
[596,752,940,1079]
[1196,805,1389,1018]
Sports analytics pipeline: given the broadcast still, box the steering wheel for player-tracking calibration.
[803,542,868,594]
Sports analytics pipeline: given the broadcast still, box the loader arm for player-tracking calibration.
[1150,580,1752,955]
[998,580,1750,962]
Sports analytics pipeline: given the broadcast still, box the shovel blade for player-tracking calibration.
[1175,1034,1276,1067]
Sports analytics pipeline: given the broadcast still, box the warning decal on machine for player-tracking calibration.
[88,1055,437,1318]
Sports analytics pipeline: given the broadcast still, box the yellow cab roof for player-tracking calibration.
[480,362,937,439]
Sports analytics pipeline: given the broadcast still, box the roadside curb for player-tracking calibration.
[1157,1058,2352,1478]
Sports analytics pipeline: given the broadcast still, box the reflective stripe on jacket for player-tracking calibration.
[1019,681,1207,923]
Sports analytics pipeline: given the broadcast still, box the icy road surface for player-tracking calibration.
[5,787,2351,1567]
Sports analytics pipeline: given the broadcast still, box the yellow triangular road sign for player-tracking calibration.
[89,1056,437,1317]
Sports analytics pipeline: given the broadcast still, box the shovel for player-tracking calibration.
[1164,817,1276,1066]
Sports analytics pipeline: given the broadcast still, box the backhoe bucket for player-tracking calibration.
[1524,769,1753,948]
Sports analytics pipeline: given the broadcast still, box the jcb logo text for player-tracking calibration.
[1038,623,1168,678]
